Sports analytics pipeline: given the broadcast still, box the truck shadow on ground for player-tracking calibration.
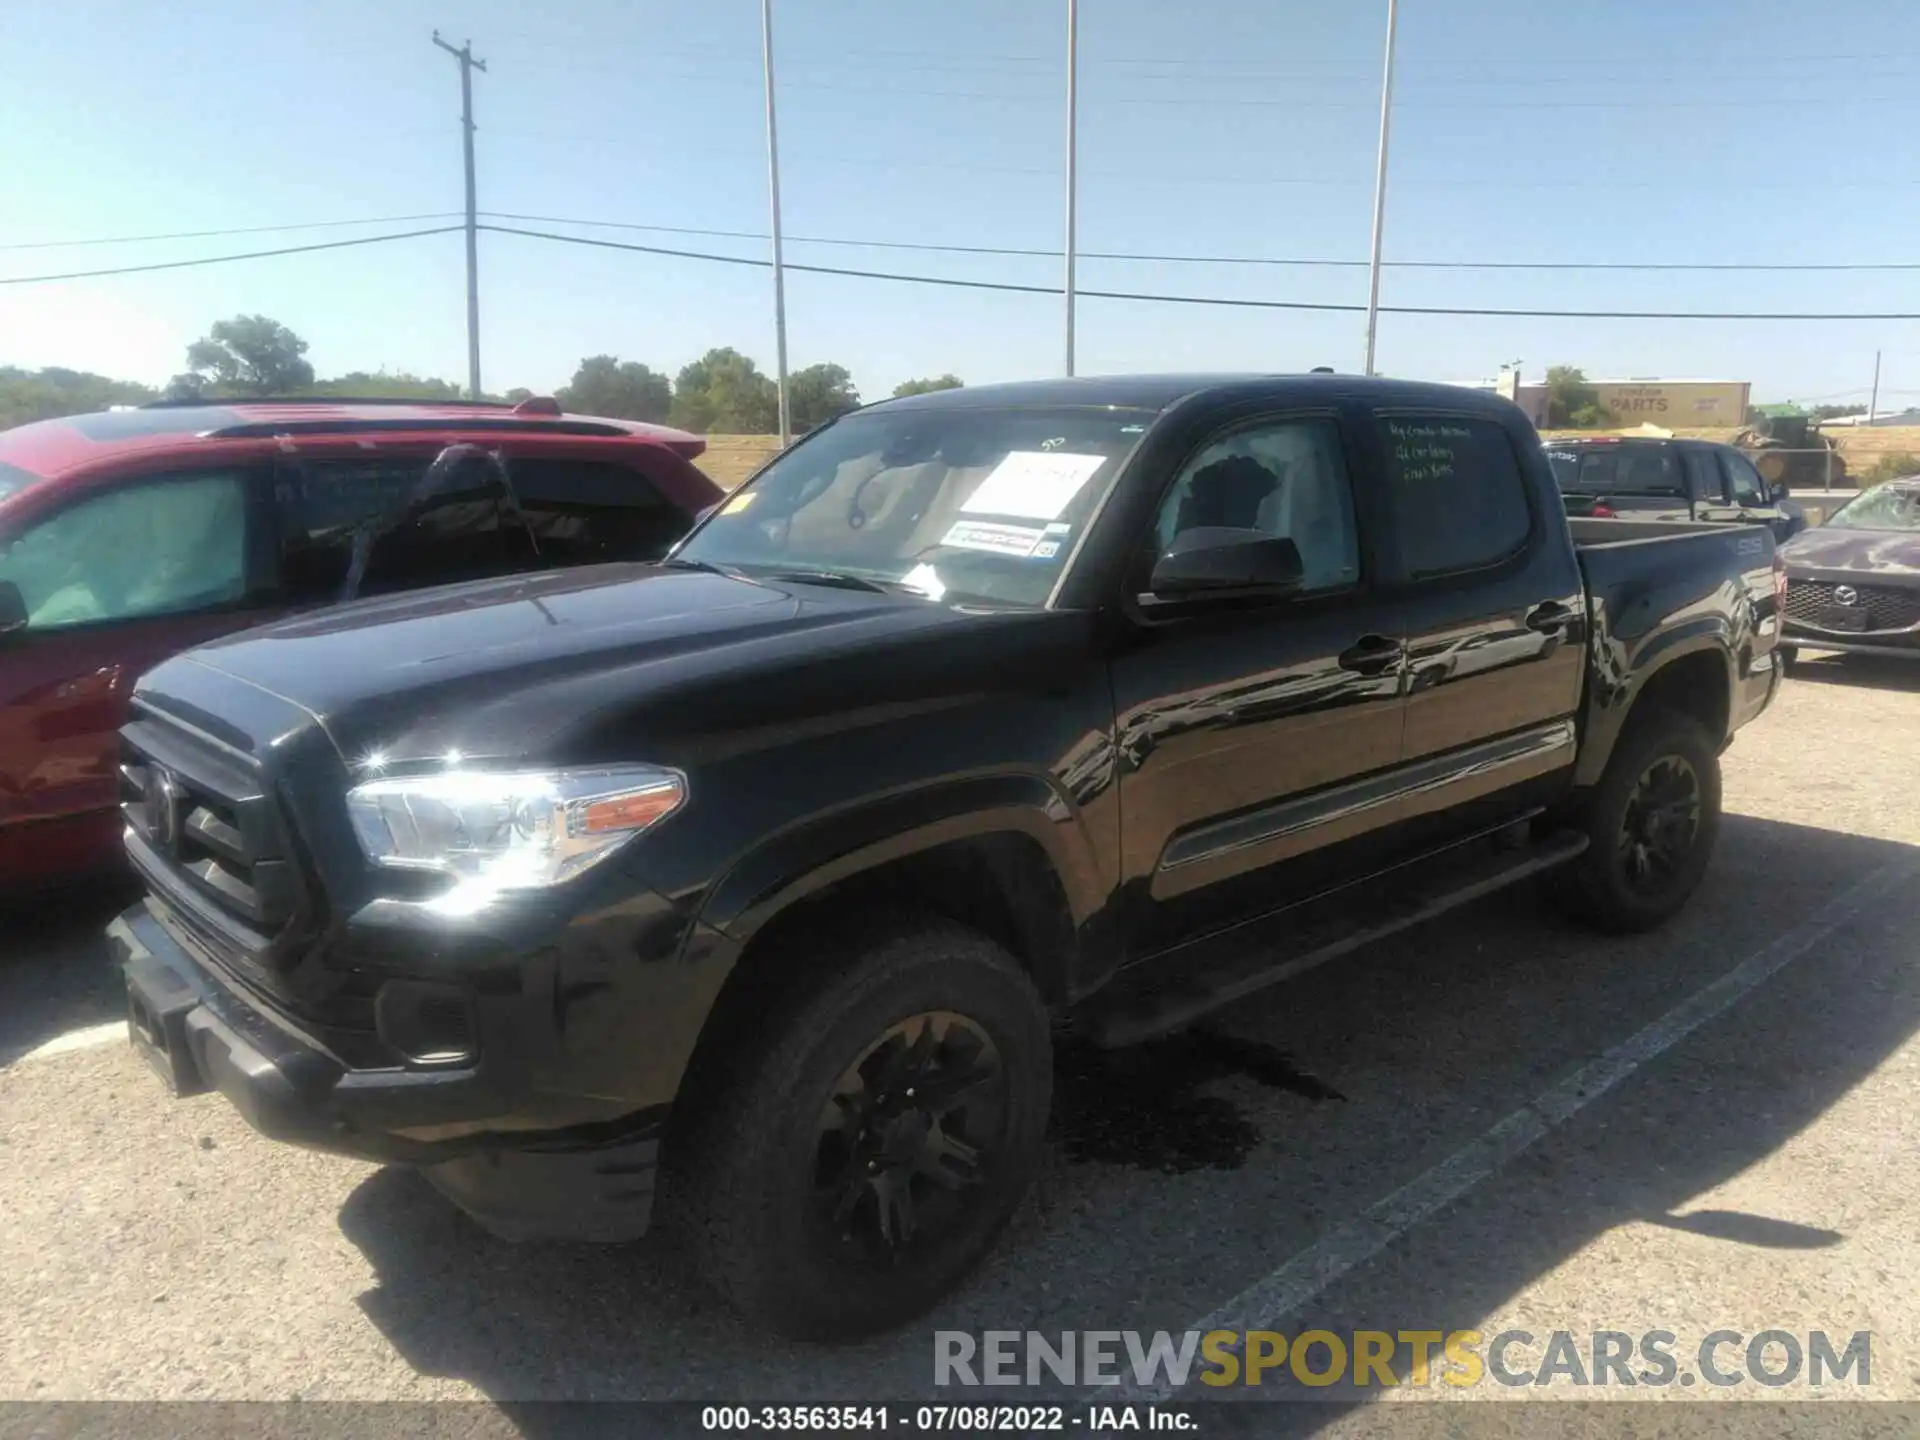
[335,813,1920,1432]
[1788,653,1920,692]
[0,875,137,1067]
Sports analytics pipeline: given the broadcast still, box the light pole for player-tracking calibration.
[432,32,487,399]
[761,0,791,445]
[1362,0,1399,377]
[1064,0,1079,378]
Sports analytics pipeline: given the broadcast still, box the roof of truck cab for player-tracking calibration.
[0,398,706,483]
[867,372,1526,415]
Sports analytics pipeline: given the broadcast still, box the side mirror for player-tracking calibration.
[1769,481,1791,503]
[1148,528,1304,598]
[0,580,27,638]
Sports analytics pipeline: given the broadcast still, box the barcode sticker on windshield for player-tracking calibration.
[941,520,1048,557]
[960,451,1108,521]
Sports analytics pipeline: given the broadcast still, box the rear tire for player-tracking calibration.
[1551,710,1721,935]
[667,911,1052,1340]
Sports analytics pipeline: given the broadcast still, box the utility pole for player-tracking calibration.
[433,31,487,400]
[1870,348,1883,423]
[1063,0,1080,378]
[761,0,791,446]
[1362,0,1399,377]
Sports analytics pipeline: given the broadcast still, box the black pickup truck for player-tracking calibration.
[107,375,1782,1339]
[1548,435,1807,543]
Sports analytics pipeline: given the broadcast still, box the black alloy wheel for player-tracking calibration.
[1617,754,1703,897]
[811,1011,1007,1264]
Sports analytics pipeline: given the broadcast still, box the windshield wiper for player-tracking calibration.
[660,556,747,579]
[755,568,896,594]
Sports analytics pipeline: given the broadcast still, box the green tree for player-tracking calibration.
[1544,365,1612,429]
[306,370,464,400]
[0,366,157,429]
[788,362,861,432]
[503,387,536,404]
[892,374,963,398]
[557,355,673,422]
[670,347,780,434]
[1811,403,1868,422]
[171,315,314,397]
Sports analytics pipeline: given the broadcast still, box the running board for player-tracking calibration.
[1083,828,1590,1049]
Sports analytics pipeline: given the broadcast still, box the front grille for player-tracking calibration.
[120,706,302,972]
[1784,579,1920,633]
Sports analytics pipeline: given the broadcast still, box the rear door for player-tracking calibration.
[1370,409,1586,843]
[1110,405,1410,955]
[0,465,277,884]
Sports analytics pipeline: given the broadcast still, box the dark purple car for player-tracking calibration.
[1778,478,1920,660]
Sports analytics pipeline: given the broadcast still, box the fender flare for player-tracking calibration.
[697,770,1105,949]
[1576,623,1737,789]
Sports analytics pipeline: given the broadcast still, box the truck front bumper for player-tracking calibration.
[107,900,666,1242]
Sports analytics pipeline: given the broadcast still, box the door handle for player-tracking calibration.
[1525,602,1573,634]
[1337,634,1404,676]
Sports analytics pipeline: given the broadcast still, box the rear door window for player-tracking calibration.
[275,454,526,603]
[1381,415,1533,578]
[509,457,690,564]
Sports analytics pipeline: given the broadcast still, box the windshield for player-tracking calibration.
[1825,484,1920,531]
[673,405,1154,607]
[0,460,41,504]
[1546,444,1684,496]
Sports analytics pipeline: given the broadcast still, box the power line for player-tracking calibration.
[0,227,464,286]
[7,217,1918,323]
[482,211,1920,274]
[0,213,465,253]
[478,224,1920,321]
[489,61,1920,112]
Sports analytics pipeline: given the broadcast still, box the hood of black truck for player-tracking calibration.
[137,562,1081,771]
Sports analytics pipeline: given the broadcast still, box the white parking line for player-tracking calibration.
[1138,854,1920,1398]
[13,1020,126,1065]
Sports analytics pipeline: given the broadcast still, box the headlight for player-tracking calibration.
[346,766,685,896]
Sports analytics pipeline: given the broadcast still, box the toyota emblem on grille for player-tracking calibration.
[1834,585,1860,607]
[142,766,185,852]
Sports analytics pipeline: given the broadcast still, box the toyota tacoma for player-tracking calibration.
[108,374,1783,1338]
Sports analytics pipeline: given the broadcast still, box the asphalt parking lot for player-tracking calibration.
[5,654,1920,1426]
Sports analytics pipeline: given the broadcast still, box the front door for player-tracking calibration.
[1110,410,1409,956]
[1720,448,1797,542]
[0,467,275,886]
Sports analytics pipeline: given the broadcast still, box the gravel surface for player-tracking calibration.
[3,654,1917,1421]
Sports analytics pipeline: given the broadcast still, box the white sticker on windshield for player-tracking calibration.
[960,451,1108,521]
[941,520,1048,557]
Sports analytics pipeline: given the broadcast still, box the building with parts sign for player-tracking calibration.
[1476,373,1752,430]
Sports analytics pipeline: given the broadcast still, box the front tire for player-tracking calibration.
[1551,710,1722,934]
[669,912,1052,1340]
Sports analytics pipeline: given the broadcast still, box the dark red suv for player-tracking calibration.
[0,397,722,893]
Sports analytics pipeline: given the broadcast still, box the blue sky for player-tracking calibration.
[4,0,1920,409]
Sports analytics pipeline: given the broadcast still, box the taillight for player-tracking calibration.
[1591,502,1617,518]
